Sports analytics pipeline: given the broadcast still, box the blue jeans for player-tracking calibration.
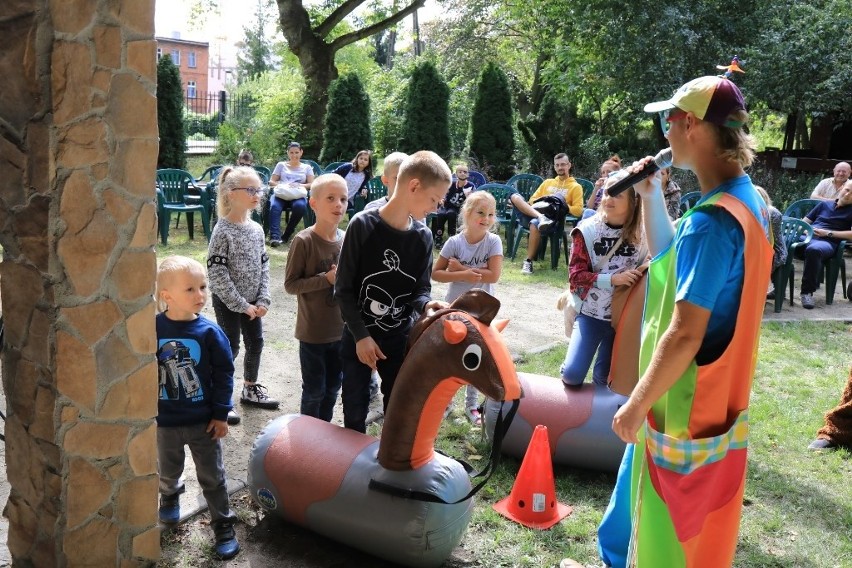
[299,340,343,422]
[561,312,615,387]
[212,294,263,383]
[340,327,407,433]
[269,196,307,241]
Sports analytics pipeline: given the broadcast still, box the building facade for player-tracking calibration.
[155,34,209,103]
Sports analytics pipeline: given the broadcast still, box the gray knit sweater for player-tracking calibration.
[207,218,271,313]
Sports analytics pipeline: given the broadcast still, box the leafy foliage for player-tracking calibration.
[236,0,278,82]
[156,54,186,169]
[469,62,515,180]
[401,59,451,157]
[212,68,305,165]
[319,73,373,163]
[745,0,852,119]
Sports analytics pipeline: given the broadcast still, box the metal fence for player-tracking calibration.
[184,90,252,153]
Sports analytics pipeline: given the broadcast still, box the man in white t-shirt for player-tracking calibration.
[811,162,850,202]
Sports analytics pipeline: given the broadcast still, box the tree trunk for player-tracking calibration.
[276,0,425,157]
[782,112,796,152]
[296,46,337,156]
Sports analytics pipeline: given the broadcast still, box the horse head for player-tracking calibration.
[378,290,521,471]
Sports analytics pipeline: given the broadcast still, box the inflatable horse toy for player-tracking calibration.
[248,290,521,568]
[484,276,648,473]
[484,378,627,472]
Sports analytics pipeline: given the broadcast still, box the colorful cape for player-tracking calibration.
[599,190,772,567]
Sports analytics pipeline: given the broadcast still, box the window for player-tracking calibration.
[187,81,196,99]
[156,47,162,60]
[188,51,197,68]
[171,49,180,66]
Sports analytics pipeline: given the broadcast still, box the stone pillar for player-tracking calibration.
[0,1,159,565]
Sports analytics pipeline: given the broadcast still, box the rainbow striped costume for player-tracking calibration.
[598,188,772,567]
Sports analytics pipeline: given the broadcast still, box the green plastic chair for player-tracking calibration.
[468,170,488,188]
[301,160,322,177]
[253,165,271,182]
[680,191,702,214]
[772,218,813,312]
[323,161,347,173]
[506,174,544,197]
[156,169,210,245]
[478,183,516,247]
[351,177,386,216]
[194,165,222,189]
[824,240,849,305]
[783,198,820,220]
[508,182,564,270]
[575,177,595,204]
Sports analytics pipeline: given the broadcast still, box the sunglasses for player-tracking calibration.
[659,108,687,136]
[234,186,264,196]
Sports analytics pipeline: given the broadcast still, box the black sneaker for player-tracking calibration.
[270,239,282,248]
[213,520,240,560]
[240,383,280,410]
[227,410,241,425]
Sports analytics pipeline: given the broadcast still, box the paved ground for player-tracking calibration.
[0,259,849,565]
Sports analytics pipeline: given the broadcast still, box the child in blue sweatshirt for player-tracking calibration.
[155,255,239,560]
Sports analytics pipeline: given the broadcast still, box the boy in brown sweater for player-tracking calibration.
[284,174,349,421]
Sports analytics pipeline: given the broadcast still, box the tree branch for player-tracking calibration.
[329,0,426,52]
[315,0,368,39]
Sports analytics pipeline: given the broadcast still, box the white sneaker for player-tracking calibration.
[240,383,280,409]
[521,259,534,274]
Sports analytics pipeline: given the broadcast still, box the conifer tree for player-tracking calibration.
[469,62,515,180]
[319,74,373,163]
[156,54,186,169]
[401,60,450,157]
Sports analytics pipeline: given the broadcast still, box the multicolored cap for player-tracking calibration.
[644,76,747,128]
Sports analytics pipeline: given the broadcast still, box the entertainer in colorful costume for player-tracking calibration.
[591,77,772,568]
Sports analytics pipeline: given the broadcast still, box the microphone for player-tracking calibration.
[605,148,673,197]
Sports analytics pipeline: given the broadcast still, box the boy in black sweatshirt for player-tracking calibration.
[334,151,452,432]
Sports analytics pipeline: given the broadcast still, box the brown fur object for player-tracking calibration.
[816,366,852,448]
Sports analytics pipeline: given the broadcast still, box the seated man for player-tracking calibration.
[798,181,852,309]
[811,161,850,202]
[510,153,584,274]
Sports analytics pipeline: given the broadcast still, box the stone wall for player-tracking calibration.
[0,0,159,565]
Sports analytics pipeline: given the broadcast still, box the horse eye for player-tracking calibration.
[462,344,482,371]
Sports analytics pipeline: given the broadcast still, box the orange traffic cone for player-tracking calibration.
[493,424,572,529]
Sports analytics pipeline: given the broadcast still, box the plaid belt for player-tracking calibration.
[645,410,749,475]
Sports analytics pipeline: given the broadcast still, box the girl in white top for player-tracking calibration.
[268,141,314,246]
[432,191,503,425]
[561,171,647,387]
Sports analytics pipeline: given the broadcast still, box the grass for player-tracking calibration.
[156,223,851,567]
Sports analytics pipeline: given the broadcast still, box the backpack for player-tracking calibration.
[531,193,568,235]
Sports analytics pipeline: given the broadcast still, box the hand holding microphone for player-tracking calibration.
[605,148,673,198]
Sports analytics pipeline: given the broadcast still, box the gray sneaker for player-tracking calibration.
[521,259,534,275]
[800,293,815,309]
